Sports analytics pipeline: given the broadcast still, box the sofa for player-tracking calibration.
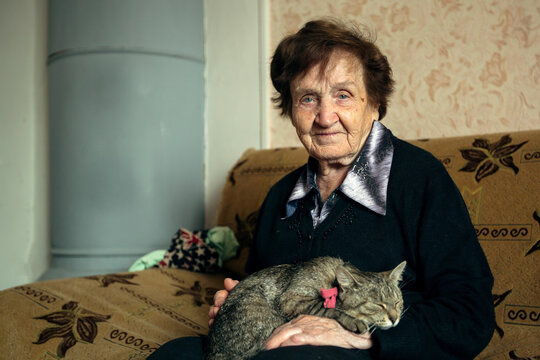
[0,129,538,359]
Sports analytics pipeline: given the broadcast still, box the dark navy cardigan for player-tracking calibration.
[246,136,495,360]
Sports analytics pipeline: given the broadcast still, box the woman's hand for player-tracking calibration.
[208,278,239,326]
[265,315,373,350]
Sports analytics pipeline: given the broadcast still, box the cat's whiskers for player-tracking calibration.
[400,306,409,319]
[206,257,406,360]
[403,306,409,315]
[367,324,377,335]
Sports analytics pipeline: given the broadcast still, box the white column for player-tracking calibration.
[204,0,270,227]
[45,0,205,279]
[0,0,49,290]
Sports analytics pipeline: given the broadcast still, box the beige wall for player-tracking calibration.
[1,1,534,275]
[203,1,540,226]
[204,0,269,227]
[0,0,49,289]
[268,0,540,147]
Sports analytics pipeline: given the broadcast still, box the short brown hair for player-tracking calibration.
[271,19,395,120]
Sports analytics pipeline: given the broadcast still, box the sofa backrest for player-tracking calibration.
[216,129,540,359]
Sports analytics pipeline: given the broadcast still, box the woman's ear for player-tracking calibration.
[371,103,380,121]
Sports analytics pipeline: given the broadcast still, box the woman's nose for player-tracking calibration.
[316,99,338,127]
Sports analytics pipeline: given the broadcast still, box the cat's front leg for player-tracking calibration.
[281,299,370,334]
[303,307,369,334]
[280,294,323,319]
[331,312,370,333]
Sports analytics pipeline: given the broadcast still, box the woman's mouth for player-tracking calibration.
[312,132,344,144]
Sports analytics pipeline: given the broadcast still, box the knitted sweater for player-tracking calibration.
[246,136,495,360]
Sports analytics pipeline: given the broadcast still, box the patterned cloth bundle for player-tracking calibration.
[157,227,239,273]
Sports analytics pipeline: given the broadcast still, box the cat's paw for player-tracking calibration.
[352,318,370,333]
[338,316,369,333]
[356,319,370,333]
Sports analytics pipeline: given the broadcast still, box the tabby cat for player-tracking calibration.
[203,257,406,360]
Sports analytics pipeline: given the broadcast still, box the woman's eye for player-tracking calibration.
[302,96,314,103]
[338,93,349,100]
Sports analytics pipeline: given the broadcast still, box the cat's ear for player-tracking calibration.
[335,265,356,289]
[389,261,407,283]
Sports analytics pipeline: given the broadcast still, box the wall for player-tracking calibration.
[45,0,205,279]
[268,0,540,147]
[203,0,539,226]
[0,0,254,287]
[0,0,49,290]
[204,0,269,227]
[4,1,535,288]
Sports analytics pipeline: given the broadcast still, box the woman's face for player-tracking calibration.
[290,49,379,167]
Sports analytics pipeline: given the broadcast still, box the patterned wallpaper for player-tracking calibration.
[268,0,540,148]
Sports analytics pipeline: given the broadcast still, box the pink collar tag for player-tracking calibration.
[320,287,338,309]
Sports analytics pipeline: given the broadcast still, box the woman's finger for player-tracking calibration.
[208,278,240,326]
[224,278,239,291]
[213,289,229,307]
[265,315,373,350]
[265,322,303,349]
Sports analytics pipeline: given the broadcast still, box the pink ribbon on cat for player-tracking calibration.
[320,287,338,309]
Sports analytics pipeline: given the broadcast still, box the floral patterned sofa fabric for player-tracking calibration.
[410,132,540,360]
[217,130,540,360]
[0,269,225,359]
[0,130,538,359]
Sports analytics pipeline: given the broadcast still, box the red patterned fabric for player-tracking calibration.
[159,228,220,273]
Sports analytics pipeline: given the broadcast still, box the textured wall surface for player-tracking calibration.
[268,0,540,147]
[0,0,49,290]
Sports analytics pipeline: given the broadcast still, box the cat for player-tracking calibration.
[203,256,406,360]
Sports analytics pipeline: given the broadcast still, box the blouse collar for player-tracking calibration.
[285,120,394,218]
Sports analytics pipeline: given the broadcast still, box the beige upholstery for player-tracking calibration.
[0,130,538,359]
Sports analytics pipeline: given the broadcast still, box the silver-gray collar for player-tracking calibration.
[284,121,394,225]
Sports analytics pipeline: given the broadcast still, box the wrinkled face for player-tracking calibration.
[290,49,380,166]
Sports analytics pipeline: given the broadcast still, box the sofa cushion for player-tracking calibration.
[0,268,225,358]
[217,130,540,359]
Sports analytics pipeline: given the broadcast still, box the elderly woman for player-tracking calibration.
[151,19,494,360]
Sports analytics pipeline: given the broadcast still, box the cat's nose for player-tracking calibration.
[388,311,399,325]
